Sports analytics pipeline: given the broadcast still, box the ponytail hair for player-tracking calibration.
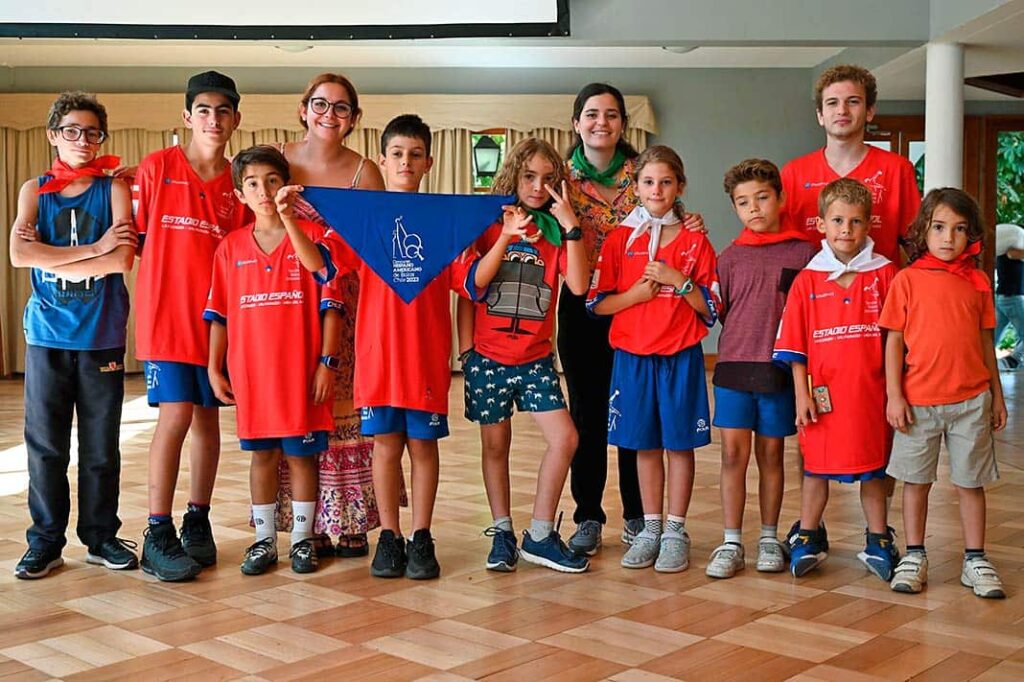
[566,82,639,160]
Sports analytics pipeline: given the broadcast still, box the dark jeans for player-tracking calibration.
[557,285,642,524]
[24,345,125,551]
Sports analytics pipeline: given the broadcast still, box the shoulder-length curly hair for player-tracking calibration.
[904,187,985,263]
[491,137,566,202]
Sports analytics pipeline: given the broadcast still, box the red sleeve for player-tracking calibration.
[980,275,996,329]
[203,241,230,325]
[878,271,909,332]
[779,161,798,232]
[773,273,809,363]
[691,235,721,313]
[897,160,921,240]
[320,227,361,275]
[449,247,481,300]
[131,154,154,237]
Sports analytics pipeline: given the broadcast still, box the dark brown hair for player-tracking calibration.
[46,91,108,134]
[723,158,782,200]
[814,64,878,111]
[634,145,687,221]
[904,187,985,264]
[380,113,432,156]
[299,73,361,136]
[566,82,639,160]
[817,177,872,219]
[231,145,291,190]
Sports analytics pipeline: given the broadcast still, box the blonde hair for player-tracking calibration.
[634,145,687,221]
[491,137,566,200]
[817,177,872,219]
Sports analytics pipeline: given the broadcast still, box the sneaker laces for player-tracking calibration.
[408,533,434,560]
[145,526,189,559]
[21,547,48,563]
[182,514,212,543]
[483,526,517,555]
[377,534,402,565]
[247,537,276,559]
[289,539,314,560]
[108,537,139,551]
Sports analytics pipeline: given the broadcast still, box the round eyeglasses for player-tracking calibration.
[54,126,108,144]
[307,97,354,119]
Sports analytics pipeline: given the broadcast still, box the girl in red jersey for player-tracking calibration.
[882,188,1007,599]
[587,146,720,573]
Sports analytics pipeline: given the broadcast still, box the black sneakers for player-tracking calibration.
[14,545,63,579]
[86,537,140,570]
[141,523,202,582]
[290,539,319,574]
[181,509,217,567]
[371,530,407,578]
[406,529,441,580]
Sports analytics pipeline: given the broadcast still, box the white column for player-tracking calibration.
[923,42,965,191]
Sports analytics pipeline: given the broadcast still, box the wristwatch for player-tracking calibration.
[674,277,695,295]
[562,225,583,241]
[320,355,342,371]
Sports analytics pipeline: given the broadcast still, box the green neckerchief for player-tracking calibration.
[571,145,626,187]
[526,208,562,247]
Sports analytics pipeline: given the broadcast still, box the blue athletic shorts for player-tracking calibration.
[239,431,329,457]
[712,385,797,437]
[144,360,220,408]
[463,350,566,424]
[360,405,449,440]
[607,345,711,451]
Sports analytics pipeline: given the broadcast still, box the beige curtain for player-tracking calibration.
[1,127,175,374]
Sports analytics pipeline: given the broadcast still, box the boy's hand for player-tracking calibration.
[795,391,818,429]
[500,205,538,242]
[992,392,1007,431]
[544,181,579,230]
[683,212,706,233]
[643,261,684,288]
[209,371,235,405]
[886,394,914,433]
[96,221,138,254]
[275,185,305,219]
[312,364,335,405]
[14,222,38,242]
[627,276,660,303]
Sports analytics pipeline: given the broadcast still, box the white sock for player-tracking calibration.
[290,500,316,546]
[760,524,778,540]
[724,528,742,545]
[493,516,513,532]
[252,503,277,544]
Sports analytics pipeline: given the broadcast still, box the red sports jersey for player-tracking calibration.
[132,146,249,365]
[780,146,920,263]
[323,241,479,415]
[471,222,568,366]
[773,264,898,474]
[204,220,334,440]
[588,226,719,356]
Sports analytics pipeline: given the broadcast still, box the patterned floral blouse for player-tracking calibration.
[565,155,639,275]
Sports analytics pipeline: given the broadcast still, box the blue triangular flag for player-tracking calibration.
[302,187,513,303]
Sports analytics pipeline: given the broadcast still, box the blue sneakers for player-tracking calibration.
[790,529,828,577]
[858,527,900,582]
[483,527,518,572]
[521,530,589,573]
[786,520,829,554]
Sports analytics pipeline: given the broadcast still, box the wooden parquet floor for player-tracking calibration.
[0,372,1021,681]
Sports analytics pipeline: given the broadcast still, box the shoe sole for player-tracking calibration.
[184,549,217,568]
[706,563,744,579]
[292,564,318,574]
[961,576,1005,599]
[370,568,405,578]
[485,560,517,572]
[655,562,689,573]
[520,549,588,573]
[791,552,826,577]
[568,539,602,557]
[141,561,201,582]
[621,557,655,569]
[85,553,139,571]
[405,567,440,580]
[857,551,894,582]
[756,562,785,573]
[891,580,923,594]
[14,557,63,579]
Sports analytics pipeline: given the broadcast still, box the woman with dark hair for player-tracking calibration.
[560,83,702,555]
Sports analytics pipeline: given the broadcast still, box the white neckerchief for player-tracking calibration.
[621,205,682,261]
[805,237,891,281]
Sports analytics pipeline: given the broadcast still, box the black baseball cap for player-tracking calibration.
[185,71,240,111]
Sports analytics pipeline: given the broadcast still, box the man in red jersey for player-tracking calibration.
[781,64,920,263]
[132,71,249,581]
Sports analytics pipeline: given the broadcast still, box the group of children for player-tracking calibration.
[10,68,1007,600]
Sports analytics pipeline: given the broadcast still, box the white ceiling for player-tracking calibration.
[0,40,844,69]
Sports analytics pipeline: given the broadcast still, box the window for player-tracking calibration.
[471,129,507,192]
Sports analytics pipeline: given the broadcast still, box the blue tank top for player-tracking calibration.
[24,176,130,350]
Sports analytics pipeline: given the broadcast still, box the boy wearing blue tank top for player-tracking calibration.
[8,92,138,579]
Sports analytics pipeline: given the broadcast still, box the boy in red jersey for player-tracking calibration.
[773,178,900,581]
[780,65,919,263]
[206,146,341,576]
[133,71,249,581]
[321,114,515,580]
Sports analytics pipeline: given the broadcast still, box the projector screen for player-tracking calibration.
[0,0,569,40]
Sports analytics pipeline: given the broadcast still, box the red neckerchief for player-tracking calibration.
[38,155,121,195]
[733,227,813,247]
[908,240,990,292]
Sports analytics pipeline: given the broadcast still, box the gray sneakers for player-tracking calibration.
[706,542,745,578]
[621,518,645,545]
[621,529,660,568]
[567,520,603,556]
[654,531,690,573]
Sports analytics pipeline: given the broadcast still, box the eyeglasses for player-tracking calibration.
[54,126,107,144]
[307,97,354,119]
